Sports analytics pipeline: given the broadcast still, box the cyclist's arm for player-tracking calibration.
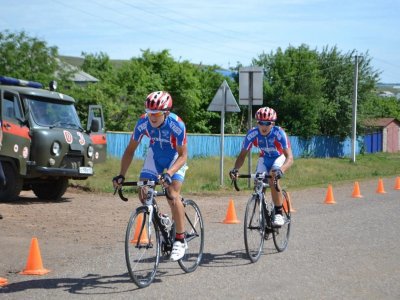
[233,149,249,170]
[166,143,187,177]
[281,147,294,173]
[119,138,140,177]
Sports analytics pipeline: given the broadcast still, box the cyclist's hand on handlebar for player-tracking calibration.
[229,168,239,180]
[159,173,172,187]
[112,174,125,194]
[272,168,283,180]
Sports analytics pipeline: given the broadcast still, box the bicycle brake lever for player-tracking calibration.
[118,188,129,202]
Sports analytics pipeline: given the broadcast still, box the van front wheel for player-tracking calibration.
[32,178,69,201]
[0,162,23,202]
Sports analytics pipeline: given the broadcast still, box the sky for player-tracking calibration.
[1,0,399,83]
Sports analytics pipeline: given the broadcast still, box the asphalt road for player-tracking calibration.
[1,177,400,299]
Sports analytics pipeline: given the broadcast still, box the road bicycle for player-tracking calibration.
[232,172,291,263]
[115,180,204,288]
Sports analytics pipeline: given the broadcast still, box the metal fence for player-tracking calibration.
[106,132,366,159]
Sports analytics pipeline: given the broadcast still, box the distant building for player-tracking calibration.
[56,58,99,86]
[363,118,400,153]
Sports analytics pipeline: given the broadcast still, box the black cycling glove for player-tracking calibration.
[160,173,172,186]
[112,174,125,185]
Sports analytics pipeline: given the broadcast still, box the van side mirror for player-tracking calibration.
[90,118,100,133]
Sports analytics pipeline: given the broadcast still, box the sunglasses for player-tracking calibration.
[257,121,273,126]
[147,110,165,117]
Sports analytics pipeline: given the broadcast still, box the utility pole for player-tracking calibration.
[351,55,359,163]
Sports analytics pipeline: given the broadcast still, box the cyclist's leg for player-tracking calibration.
[139,148,159,202]
[167,162,188,261]
[266,155,285,207]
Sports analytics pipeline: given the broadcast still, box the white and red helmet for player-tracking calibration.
[255,107,277,121]
[145,91,173,111]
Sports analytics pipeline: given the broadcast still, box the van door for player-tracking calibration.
[87,105,107,163]
[0,90,31,174]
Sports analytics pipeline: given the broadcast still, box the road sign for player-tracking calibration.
[207,80,240,186]
[239,67,263,105]
[207,80,240,112]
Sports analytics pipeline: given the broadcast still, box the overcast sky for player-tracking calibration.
[1,0,399,83]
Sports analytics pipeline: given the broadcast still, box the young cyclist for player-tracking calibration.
[112,91,188,261]
[229,107,293,226]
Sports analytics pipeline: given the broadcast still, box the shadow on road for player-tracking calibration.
[0,273,140,295]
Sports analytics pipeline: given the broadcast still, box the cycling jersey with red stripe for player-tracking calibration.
[132,112,187,158]
[242,126,290,158]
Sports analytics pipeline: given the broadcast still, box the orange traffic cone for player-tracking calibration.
[20,237,50,275]
[324,184,336,204]
[131,213,149,244]
[351,182,363,198]
[394,177,400,190]
[222,199,240,224]
[283,192,296,212]
[0,277,8,287]
[376,178,386,194]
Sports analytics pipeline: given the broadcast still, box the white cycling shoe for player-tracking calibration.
[272,214,285,226]
[170,240,188,261]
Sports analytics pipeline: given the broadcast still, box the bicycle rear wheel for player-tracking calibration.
[244,195,265,263]
[178,199,204,273]
[125,208,160,288]
[272,190,291,252]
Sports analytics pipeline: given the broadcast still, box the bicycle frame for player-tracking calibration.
[118,180,175,253]
[233,172,291,262]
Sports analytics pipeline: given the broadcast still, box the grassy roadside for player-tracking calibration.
[70,152,400,195]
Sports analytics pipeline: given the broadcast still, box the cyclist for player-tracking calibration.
[229,107,293,226]
[112,91,188,261]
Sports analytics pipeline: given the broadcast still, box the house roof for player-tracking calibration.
[363,118,400,127]
[56,58,99,83]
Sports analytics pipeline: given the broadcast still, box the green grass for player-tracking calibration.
[70,152,400,195]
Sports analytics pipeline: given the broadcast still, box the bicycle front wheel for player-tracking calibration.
[178,199,204,273]
[125,208,160,288]
[244,195,265,263]
[272,190,291,252]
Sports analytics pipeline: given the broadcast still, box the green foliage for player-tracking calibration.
[0,30,69,84]
[0,30,390,139]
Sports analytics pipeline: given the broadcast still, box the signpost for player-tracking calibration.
[207,80,240,186]
[239,67,264,186]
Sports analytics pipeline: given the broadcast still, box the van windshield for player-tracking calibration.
[28,99,82,130]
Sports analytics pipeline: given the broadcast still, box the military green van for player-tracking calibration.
[0,76,107,201]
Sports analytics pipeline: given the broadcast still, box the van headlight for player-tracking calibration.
[87,145,94,158]
[51,142,61,155]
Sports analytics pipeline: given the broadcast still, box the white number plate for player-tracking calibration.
[79,167,93,175]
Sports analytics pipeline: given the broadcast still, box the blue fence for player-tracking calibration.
[106,132,364,159]
[363,131,383,153]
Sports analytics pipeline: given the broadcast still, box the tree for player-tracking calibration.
[0,30,64,84]
[254,45,324,138]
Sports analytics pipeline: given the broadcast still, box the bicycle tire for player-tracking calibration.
[272,189,291,252]
[125,208,160,288]
[244,195,265,263]
[178,199,204,273]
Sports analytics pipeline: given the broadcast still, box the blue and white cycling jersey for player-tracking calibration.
[132,112,187,181]
[242,126,291,173]
[242,126,290,158]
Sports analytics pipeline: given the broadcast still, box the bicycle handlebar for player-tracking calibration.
[231,173,280,192]
[113,180,172,202]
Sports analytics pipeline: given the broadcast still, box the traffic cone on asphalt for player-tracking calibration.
[0,277,8,287]
[131,213,149,244]
[351,182,363,198]
[394,177,400,190]
[20,237,50,275]
[376,178,387,194]
[223,199,240,224]
[283,192,296,212]
[324,184,336,204]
